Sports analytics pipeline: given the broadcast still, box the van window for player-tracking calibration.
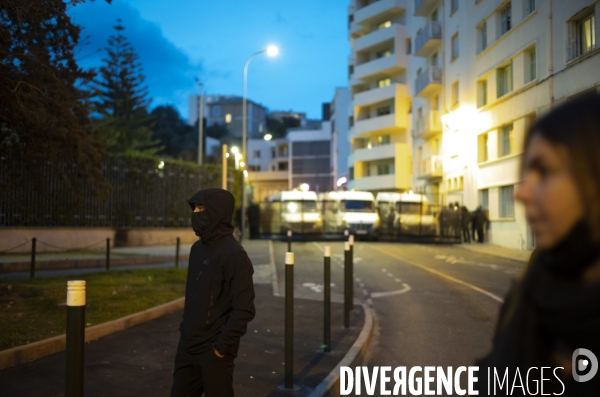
[397,202,423,214]
[343,200,374,211]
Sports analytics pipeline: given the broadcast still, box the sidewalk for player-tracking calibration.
[0,240,367,397]
[455,242,532,263]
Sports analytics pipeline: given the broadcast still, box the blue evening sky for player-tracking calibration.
[70,0,349,120]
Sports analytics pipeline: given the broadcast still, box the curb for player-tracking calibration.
[0,297,184,371]
[308,302,375,397]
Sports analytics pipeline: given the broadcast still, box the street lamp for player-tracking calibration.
[241,45,279,240]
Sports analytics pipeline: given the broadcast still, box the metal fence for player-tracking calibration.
[0,156,234,228]
[254,200,464,243]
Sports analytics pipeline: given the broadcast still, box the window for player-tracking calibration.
[349,65,354,77]
[212,105,221,117]
[451,33,459,60]
[225,113,232,123]
[451,81,459,106]
[431,8,439,22]
[248,165,261,171]
[578,14,596,56]
[377,135,391,145]
[378,78,392,87]
[376,49,392,58]
[377,106,391,116]
[278,162,289,171]
[500,185,515,218]
[459,176,464,189]
[378,20,392,29]
[497,62,513,98]
[500,3,512,36]
[478,133,489,162]
[479,189,489,209]
[406,38,412,54]
[527,47,537,82]
[525,0,535,16]
[377,163,394,175]
[499,124,514,156]
[479,21,488,51]
[349,167,354,180]
[431,52,438,66]
[478,80,488,107]
[253,150,261,158]
[271,148,276,158]
[450,0,458,14]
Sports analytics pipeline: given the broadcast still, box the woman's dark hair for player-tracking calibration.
[523,92,600,244]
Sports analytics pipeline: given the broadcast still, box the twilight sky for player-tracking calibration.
[70,0,349,120]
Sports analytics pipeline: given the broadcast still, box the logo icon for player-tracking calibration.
[572,348,598,382]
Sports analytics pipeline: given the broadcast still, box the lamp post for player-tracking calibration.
[195,79,204,166]
[241,45,278,240]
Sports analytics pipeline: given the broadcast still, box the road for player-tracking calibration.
[271,241,527,396]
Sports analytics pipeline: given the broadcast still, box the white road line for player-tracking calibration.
[371,283,411,298]
[381,268,387,273]
[394,278,401,283]
[372,245,504,303]
[387,273,394,278]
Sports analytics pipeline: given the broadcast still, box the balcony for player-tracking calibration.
[413,110,442,140]
[355,0,407,25]
[354,112,407,136]
[354,174,397,190]
[417,155,443,180]
[414,21,441,57]
[414,66,442,98]
[353,83,406,109]
[414,0,440,17]
[354,52,407,80]
[354,142,396,163]
[349,21,367,37]
[355,24,406,53]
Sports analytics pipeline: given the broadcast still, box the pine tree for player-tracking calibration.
[92,20,161,154]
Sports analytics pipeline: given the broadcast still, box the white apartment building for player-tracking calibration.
[347,0,413,192]
[407,0,600,249]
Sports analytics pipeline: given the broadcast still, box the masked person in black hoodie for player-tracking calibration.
[476,94,600,396]
[170,188,256,397]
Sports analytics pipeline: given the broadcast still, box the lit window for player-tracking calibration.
[527,47,536,82]
[378,78,392,88]
[225,113,232,123]
[578,14,596,55]
[377,135,391,145]
[479,133,489,162]
[478,80,488,107]
[376,49,392,58]
[378,20,392,29]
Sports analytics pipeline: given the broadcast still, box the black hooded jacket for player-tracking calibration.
[179,188,256,357]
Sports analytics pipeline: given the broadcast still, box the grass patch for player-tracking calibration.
[0,268,187,351]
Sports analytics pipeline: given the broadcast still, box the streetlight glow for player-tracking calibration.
[264,133,272,141]
[266,45,279,57]
[300,183,310,192]
[231,146,239,154]
[240,161,245,167]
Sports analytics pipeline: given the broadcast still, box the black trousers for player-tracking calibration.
[170,345,235,397]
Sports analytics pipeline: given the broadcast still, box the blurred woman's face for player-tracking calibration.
[515,134,584,249]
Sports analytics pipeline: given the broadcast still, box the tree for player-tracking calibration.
[0,0,109,200]
[266,116,301,139]
[91,20,160,155]
[150,105,195,159]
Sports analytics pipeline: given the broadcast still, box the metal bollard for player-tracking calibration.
[175,237,181,269]
[66,280,86,397]
[285,252,294,389]
[30,237,36,279]
[344,241,351,328]
[106,238,110,271]
[287,230,292,252]
[323,246,331,353]
[349,234,354,263]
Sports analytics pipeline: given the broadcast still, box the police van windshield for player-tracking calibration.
[343,200,374,212]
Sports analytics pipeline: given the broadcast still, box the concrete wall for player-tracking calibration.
[0,228,198,254]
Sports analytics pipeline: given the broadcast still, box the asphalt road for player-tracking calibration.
[272,241,527,396]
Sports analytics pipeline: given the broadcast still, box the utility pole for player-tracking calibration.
[195,79,204,166]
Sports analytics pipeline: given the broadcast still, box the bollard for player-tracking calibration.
[285,252,294,389]
[287,230,292,252]
[349,234,354,262]
[323,246,331,353]
[344,241,351,328]
[106,238,110,271]
[175,237,181,269]
[30,237,37,279]
[66,280,86,397]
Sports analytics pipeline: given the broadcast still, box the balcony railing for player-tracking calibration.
[414,110,442,139]
[418,155,442,179]
[414,66,442,97]
[414,21,441,57]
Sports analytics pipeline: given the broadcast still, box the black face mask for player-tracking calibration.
[191,211,211,238]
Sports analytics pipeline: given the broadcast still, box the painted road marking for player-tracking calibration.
[394,278,401,283]
[302,282,335,293]
[372,246,504,303]
[371,283,411,298]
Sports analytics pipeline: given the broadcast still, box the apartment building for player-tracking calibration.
[407,0,600,249]
[247,137,290,202]
[347,0,413,192]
